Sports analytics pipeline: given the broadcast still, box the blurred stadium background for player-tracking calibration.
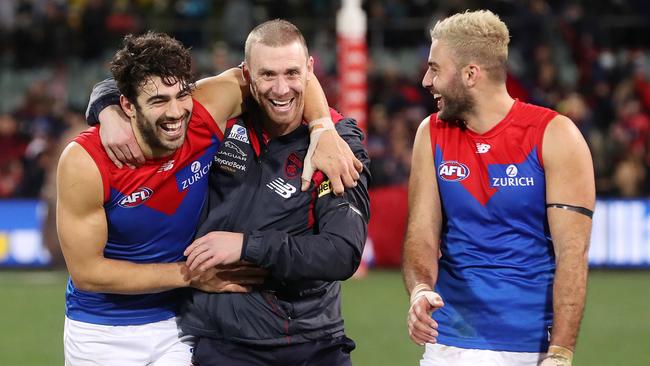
[0,0,648,365]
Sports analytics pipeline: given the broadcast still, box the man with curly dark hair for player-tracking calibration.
[58,29,361,366]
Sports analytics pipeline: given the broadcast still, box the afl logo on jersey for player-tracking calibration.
[118,187,153,208]
[438,161,470,182]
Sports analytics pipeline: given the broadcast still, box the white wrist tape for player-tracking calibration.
[546,345,573,364]
[308,117,335,133]
[410,283,433,304]
[302,118,335,182]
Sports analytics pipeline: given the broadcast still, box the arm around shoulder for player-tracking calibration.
[193,68,248,132]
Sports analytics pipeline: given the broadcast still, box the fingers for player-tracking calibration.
[221,284,252,293]
[407,302,439,345]
[128,140,145,166]
[329,174,345,196]
[301,164,315,191]
[352,156,363,173]
[115,144,136,169]
[105,146,123,169]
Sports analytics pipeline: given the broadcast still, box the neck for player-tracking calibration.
[464,83,515,134]
[260,113,303,138]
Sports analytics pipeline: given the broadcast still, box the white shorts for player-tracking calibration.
[421,343,545,366]
[64,317,195,366]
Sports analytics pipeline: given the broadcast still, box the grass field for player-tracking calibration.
[1,269,649,365]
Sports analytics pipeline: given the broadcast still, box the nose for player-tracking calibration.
[422,69,433,89]
[166,98,185,119]
[272,76,290,96]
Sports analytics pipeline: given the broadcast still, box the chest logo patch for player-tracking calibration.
[285,152,303,179]
[267,177,297,199]
[318,180,332,197]
[228,125,249,144]
[438,161,470,182]
[476,143,491,154]
[118,187,153,208]
[224,141,247,158]
[491,164,535,187]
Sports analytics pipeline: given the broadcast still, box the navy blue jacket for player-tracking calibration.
[181,105,371,345]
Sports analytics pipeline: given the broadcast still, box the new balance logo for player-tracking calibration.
[157,160,175,172]
[476,143,491,154]
[266,177,297,198]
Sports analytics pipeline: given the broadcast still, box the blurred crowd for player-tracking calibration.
[0,0,649,201]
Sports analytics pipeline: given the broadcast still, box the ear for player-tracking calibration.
[242,63,252,84]
[120,95,136,119]
[307,56,314,80]
[464,64,480,87]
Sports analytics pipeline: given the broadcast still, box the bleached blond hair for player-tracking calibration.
[430,10,510,81]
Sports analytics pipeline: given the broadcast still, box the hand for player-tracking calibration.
[407,287,444,346]
[98,105,144,169]
[301,129,363,195]
[186,262,267,293]
[539,345,573,366]
[184,231,244,271]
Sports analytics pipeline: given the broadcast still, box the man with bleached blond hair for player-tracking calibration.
[402,9,594,366]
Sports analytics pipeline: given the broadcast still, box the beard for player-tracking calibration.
[438,73,475,127]
[135,108,191,155]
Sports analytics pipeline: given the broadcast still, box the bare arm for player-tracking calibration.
[402,117,444,345]
[56,143,261,294]
[542,115,595,354]
[300,76,363,193]
[56,143,191,294]
[193,67,249,133]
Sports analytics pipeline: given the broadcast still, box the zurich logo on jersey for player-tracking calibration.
[228,125,249,144]
[118,187,153,208]
[438,161,470,182]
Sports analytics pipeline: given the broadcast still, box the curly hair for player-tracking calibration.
[110,31,194,104]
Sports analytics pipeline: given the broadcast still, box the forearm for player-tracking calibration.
[243,214,366,281]
[304,75,331,121]
[550,238,589,349]
[402,233,439,295]
[86,78,120,125]
[72,259,190,295]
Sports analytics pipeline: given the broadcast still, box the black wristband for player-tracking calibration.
[546,203,594,218]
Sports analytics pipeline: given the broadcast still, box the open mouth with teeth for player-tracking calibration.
[433,93,442,111]
[269,98,294,111]
[159,119,184,138]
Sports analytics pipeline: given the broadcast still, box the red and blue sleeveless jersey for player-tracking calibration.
[65,99,223,325]
[430,100,558,352]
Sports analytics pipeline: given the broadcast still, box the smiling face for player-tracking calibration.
[245,41,313,136]
[422,39,475,123]
[122,76,193,158]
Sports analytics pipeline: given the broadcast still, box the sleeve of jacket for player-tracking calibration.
[242,118,371,282]
[85,78,120,126]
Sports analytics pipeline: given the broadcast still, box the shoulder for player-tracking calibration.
[57,142,104,204]
[542,114,590,165]
[58,142,100,178]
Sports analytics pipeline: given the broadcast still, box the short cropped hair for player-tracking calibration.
[244,19,308,64]
[431,10,510,81]
[110,31,194,104]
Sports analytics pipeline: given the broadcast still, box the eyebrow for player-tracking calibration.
[145,94,170,104]
[428,61,439,68]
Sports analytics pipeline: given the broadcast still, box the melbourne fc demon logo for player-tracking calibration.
[284,152,303,179]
